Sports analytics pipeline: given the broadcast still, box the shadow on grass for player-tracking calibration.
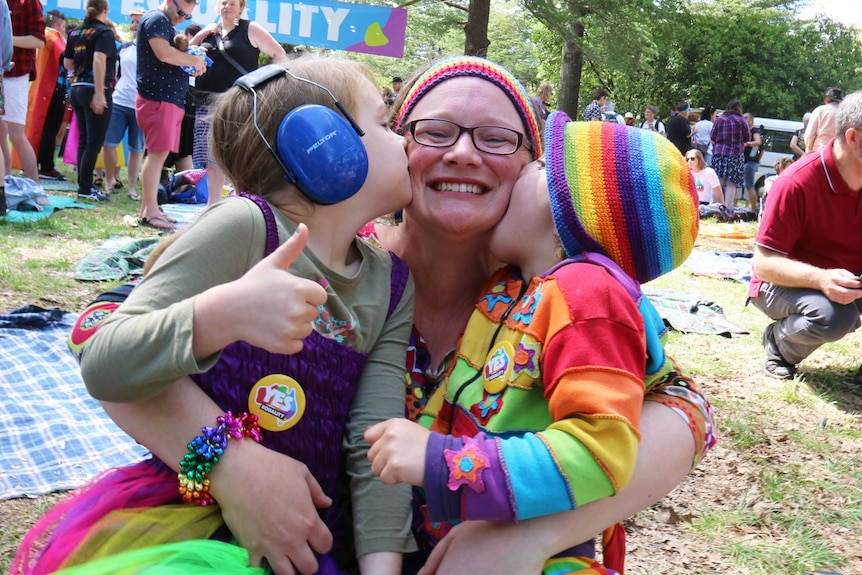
[799,367,862,413]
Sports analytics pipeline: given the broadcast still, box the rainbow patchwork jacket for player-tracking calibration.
[417,259,672,524]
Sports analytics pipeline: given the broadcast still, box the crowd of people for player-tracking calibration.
[1,0,289,231]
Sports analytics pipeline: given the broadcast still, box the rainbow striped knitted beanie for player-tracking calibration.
[546,111,698,284]
[393,56,542,159]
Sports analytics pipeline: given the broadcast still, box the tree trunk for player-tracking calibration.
[558,24,585,119]
[464,0,491,57]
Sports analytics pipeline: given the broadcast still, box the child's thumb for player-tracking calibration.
[267,223,308,271]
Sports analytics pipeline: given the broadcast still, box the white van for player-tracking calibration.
[751,117,803,191]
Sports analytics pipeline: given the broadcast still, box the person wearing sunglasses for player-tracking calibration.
[686,149,723,204]
[134,0,207,230]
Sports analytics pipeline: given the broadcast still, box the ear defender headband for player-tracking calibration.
[233,64,369,205]
[393,56,543,159]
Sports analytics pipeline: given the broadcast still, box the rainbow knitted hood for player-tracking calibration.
[546,111,699,284]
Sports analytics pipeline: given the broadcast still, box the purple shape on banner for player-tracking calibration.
[346,8,407,58]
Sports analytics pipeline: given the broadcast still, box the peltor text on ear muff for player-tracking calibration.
[233,64,369,205]
[276,105,368,205]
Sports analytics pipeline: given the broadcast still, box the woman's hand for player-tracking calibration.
[418,520,549,575]
[90,91,107,114]
[211,441,334,575]
[365,419,430,487]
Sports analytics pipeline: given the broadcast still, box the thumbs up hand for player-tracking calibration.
[193,224,328,358]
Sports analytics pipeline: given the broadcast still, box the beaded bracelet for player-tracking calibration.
[178,411,263,506]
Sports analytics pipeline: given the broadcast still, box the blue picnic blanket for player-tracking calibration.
[3,195,94,224]
[0,306,147,499]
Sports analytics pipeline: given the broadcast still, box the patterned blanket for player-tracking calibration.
[0,306,147,499]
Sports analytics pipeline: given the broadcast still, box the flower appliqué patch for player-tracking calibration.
[443,437,490,493]
[512,339,541,380]
[470,391,503,425]
[512,281,543,326]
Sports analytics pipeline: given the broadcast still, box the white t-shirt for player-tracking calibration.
[112,42,138,109]
[692,167,721,203]
[692,119,713,147]
[639,119,666,135]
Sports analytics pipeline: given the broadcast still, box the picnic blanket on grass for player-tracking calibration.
[74,236,160,282]
[645,289,749,337]
[3,195,95,224]
[0,306,148,499]
[683,250,753,283]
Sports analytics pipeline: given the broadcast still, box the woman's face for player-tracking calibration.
[218,0,243,21]
[402,77,532,239]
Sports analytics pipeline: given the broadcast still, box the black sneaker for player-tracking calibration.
[764,358,797,380]
[78,189,110,202]
[39,169,66,181]
[761,324,797,379]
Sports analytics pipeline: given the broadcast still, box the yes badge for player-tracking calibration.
[248,374,306,431]
[482,341,514,394]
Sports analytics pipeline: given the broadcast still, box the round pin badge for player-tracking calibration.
[67,301,120,362]
[482,341,514,394]
[248,374,307,431]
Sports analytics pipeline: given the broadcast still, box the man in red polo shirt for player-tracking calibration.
[1,0,45,183]
[749,90,862,382]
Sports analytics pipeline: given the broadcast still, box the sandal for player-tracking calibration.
[158,210,179,224]
[140,214,176,231]
[127,191,141,201]
[114,180,124,190]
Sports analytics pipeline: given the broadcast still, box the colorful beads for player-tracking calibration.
[178,411,262,506]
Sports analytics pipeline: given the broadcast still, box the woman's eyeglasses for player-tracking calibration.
[172,0,194,20]
[400,118,530,155]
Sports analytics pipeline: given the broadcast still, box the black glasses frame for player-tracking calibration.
[401,119,529,156]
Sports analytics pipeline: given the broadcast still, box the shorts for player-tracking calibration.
[1,75,30,125]
[743,160,759,189]
[104,104,145,153]
[135,96,184,154]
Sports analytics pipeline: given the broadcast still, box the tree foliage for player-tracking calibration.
[344,0,861,123]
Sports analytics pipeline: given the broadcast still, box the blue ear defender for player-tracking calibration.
[233,64,368,205]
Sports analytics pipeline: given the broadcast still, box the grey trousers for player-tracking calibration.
[749,283,862,365]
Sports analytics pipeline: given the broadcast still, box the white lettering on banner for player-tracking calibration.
[277,2,293,35]
[320,7,348,41]
[260,2,350,40]
[258,1,277,33]
[295,4,318,36]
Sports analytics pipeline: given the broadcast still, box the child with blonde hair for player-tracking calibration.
[14,58,415,575]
